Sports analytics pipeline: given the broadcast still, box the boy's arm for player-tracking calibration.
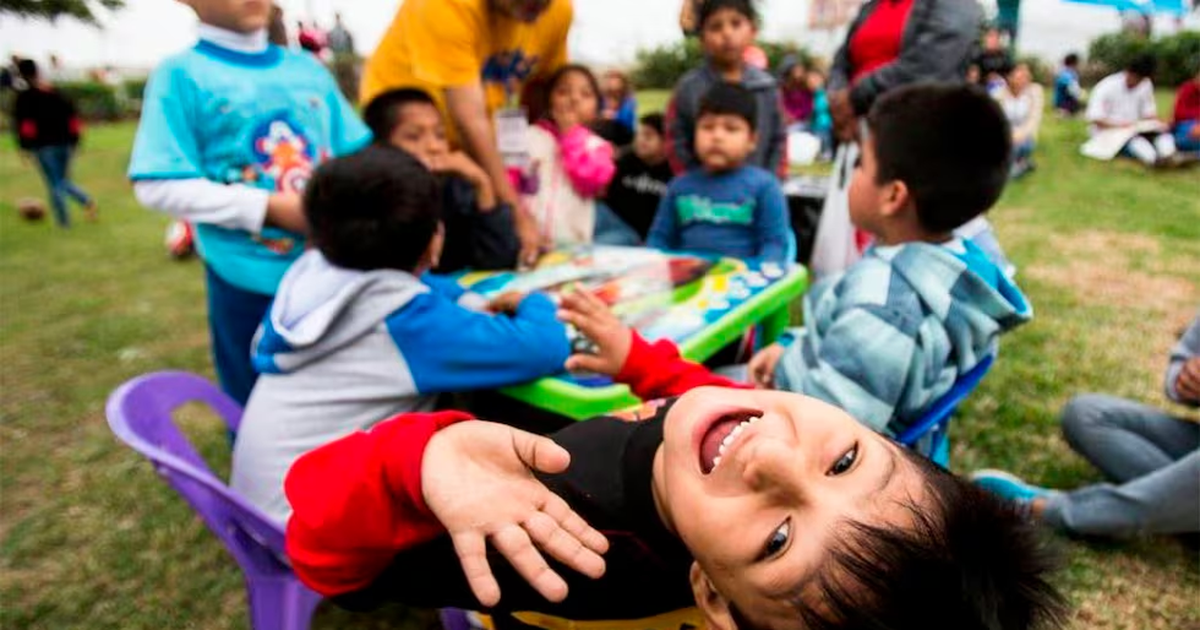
[286,411,472,597]
[664,91,695,175]
[645,187,679,251]
[388,293,571,393]
[778,304,919,433]
[128,66,306,233]
[559,290,746,401]
[287,412,607,605]
[755,177,791,264]
[617,332,746,400]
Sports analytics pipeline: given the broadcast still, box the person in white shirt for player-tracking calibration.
[997,62,1044,178]
[1086,54,1177,167]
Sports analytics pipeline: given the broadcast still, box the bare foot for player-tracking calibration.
[84,201,98,222]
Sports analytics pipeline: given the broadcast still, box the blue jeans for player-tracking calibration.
[1175,121,1199,153]
[204,266,274,407]
[33,145,92,228]
[1043,394,1200,537]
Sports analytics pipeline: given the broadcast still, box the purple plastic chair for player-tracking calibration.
[106,371,473,630]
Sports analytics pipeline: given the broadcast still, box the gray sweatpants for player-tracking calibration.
[1043,394,1200,537]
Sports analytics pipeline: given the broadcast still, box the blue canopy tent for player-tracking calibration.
[1060,0,1189,15]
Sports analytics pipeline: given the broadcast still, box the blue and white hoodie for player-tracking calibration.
[774,238,1032,437]
[231,250,570,523]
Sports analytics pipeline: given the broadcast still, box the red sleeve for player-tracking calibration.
[615,331,750,400]
[285,411,473,597]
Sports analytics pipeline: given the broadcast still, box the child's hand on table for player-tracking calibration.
[748,343,786,389]
[422,421,609,607]
[487,291,526,315]
[558,289,631,377]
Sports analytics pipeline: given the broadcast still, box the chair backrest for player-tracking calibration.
[895,355,995,460]
[105,371,291,581]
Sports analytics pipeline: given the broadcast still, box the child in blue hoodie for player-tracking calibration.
[231,146,570,523]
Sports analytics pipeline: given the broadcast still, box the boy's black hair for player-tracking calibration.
[16,58,38,82]
[867,83,1010,233]
[303,145,441,273]
[542,64,602,121]
[363,88,438,144]
[1063,53,1080,67]
[697,0,759,29]
[639,113,665,137]
[1126,53,1157,78]
[730,447,1068,630]
[697,82,758,133]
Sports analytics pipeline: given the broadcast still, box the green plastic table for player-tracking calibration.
[457,247,809,420]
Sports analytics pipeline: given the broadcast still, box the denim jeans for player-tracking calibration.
[204,266,274,407]
[34,145,92,228]
[1043,394,1200,537]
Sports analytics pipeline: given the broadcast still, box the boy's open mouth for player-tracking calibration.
[699,409,763,474]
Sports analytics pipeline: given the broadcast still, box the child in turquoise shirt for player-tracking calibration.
[129,0,371,404]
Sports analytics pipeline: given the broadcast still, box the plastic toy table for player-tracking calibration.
[456,246,809,420]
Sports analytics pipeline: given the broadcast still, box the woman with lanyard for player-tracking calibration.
[811,0,981,278]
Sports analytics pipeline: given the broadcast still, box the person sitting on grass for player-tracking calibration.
[741,83,1032,439]
[973,315,1199,541]
[231,146,570,524]
[283,287,1068,629]
[1085,54,1178,168]
[647,83,792,265]
[600,113,674,244]
[363,88,519,273]
[1171,67,1200,154]
[1053,53,1085,116]
[666,0,787,177]
[997,62,1044,179]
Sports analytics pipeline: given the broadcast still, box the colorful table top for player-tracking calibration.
[457,246,809,419]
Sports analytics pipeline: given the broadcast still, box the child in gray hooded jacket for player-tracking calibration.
[231,146,570,523]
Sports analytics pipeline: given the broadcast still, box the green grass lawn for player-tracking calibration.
[2,93,1198,630]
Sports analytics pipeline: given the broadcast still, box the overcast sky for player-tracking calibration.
[1,0,1196,73]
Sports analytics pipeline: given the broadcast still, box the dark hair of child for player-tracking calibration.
[1126,54,1156,78]
[542,64,602,121]
[16,58,38,82]
[729,446,1068,630]
[867,83,1011,234]
[640,113,665,137]
[362,88,438,144]
[697,0,759,29]
[697,82,759,133]
[1063,53,1079,67]
[303,145,441,273]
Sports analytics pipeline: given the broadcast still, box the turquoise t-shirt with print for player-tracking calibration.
[129,41,372,296]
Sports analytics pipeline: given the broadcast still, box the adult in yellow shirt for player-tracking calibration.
[362,0,574,266]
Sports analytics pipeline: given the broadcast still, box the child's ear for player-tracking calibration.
[879,179,910,219]
[422,222,445,270]
[748,130,759,151]
[690,562,738,630]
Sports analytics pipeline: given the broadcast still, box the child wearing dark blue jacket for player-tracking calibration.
[648,83,792,264]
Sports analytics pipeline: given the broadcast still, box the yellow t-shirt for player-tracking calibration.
[361,0,573,145]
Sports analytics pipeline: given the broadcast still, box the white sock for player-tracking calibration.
[1126,136,1157,166]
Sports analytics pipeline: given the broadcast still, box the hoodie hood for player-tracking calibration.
[253,250,427,375]
[873,238,1032,368]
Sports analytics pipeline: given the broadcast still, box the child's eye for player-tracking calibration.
[762,518,791,559]
[826,444,859,476]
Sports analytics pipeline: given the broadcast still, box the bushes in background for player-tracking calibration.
[1086,31,1200,87]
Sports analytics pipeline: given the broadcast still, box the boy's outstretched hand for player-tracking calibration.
[422,421,609,608]
[748,343,786,389]
[558,289,631,376]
